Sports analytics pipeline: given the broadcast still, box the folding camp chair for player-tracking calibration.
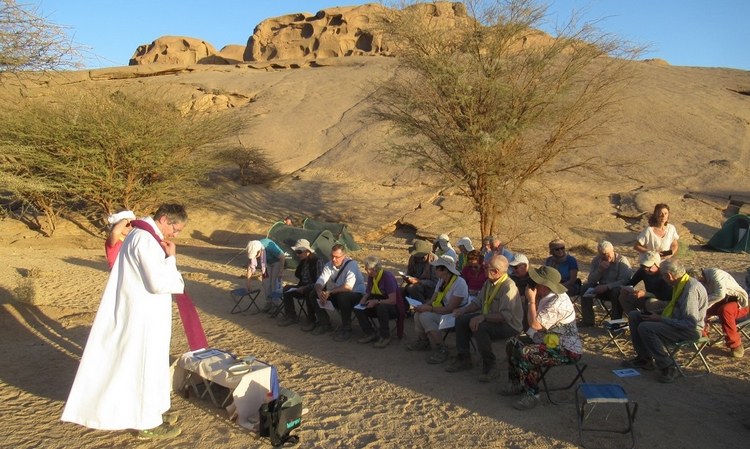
[230,288,262,314]
[707,314,750,349]
[576,383,638,449]
[602,318,631,356]
[666,336,711,377]
[539,360,588,405]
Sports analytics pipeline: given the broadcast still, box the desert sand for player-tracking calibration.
[2,22,750,449]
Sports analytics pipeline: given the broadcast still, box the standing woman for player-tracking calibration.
[634,203,679,259]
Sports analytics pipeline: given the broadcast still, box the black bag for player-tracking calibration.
[259,388,302,447]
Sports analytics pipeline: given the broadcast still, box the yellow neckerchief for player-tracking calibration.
[432,274,458,307]
[662,273,690,318]
[371,269,384,296]
[483,274,508,315]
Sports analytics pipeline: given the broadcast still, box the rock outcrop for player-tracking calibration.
[130,36,226,65]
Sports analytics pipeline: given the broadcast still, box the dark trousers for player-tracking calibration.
[580,286,621,323]
[455,313,520,369]
[315,291,363,330]
[282,285,315,319]
[627,310,700,369]
[354,302,398,339]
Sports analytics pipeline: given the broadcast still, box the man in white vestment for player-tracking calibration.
[61,204,188,439]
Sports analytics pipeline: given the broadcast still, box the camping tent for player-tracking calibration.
[302,218,361,251]
[707,214,750,253]
[267,222,338,269]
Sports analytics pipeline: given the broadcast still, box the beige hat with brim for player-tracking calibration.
[529,265,567,294]
[639,251,661,268]
[410,240,432,257]
[291,238,313,253]
[456,236,474,251]
[431,254,460,276]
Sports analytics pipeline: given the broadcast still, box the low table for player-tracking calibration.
[172,349,275,431]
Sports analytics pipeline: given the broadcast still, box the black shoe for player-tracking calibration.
[658,366,678,383]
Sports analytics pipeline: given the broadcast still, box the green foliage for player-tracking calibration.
[0,86,243,234]
[373,0,643,236]
[215,145,281,186]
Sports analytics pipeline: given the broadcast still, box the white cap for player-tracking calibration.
[509,254,529,266]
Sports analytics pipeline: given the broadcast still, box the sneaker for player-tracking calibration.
[373,337,391,348]
[311,324,332,335]
[358,333,379,344]
[658,365,678,383]
[137,423,181,440]
[497,382,523,396]
[444,356,473,372]
[426,346,449,364]
[731,346,745,358]
[406,338,431,351]
[512,394,540,411]
[277,315,298,327]
[622,356,655,370]
[162,411,179,425]
[333,329,352,342]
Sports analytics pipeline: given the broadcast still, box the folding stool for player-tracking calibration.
[602,318,630,356]
[539,360,588,404]
[666,336,711,377]
[230,287,262,314]
[707,314,750,349]
[576,383,638,449]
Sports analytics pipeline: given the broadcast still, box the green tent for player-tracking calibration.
[267,222,338,269]
[302,218,361,251]
[707,214,750,253]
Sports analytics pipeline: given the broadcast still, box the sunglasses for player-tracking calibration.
[552,247,566,252]
[294,249,307,254]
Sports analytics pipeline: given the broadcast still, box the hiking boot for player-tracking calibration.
[406,338,431,351]
[658,365,678,383]
[478,366,500,383]
[333,329,352,342]
[261,302,274,313]
[497,382,523,396]
[162,411,179,426]
[731,346,745,358]
[444,356,473,372]
[373,337,391,348]
[358,333,379,344]
[277,315,298,327]
[311,324,332,335]
[426,346,449,364]
[513,394,540,411]
[622,356,655,371]
[301,321,317,332]
[137,423,181,440]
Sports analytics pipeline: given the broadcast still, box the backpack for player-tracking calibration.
[259,388,302,447]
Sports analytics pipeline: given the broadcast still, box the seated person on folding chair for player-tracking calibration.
[246,238,285,312]
[500,265,582,410]
[544,238,580,296]
[690,267,749,358]
[455,237,474,271]
[461,250,487,298]
[277,239,324,327]
[407,255,469,364]
[446,255,523,383]
[616,251,672,318]
[402,240,438,303]
[580,240,632,326]
[623,259,708,383]
[354,255,404,349]
[305,244,366,342]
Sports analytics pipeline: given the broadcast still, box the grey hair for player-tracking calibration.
[597,240,614,253]
[660,259,686,278]
[488,254,509,273]
[363,255,382,271]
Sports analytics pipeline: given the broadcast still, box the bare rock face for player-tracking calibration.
[244,2,470,62]
[130,36,226,65]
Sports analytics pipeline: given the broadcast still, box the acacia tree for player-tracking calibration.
[0,86,244,235]
[0,0,80,73]
[373,0,642,237]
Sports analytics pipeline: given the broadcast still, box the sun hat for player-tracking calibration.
[107,210,136,226]
[410,240,432,257]
[528,265,567,294]
[456,236,474,251]
[246,240,263,259]
[436,233,450,243]
[509,253,529,266]
[639,251,661,268]
[291,238,312,253]
[430,254,460,276]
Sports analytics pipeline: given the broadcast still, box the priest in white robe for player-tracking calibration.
[62,204,188,438]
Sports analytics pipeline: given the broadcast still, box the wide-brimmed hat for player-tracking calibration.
[528,265,567,294]
[246,240,263,259]
[509,253,529,266]
[410,240,432,257]
[291,238,312,253]
[436,233,450,243]
[431,254,460,276]
[456,236,474,251]
[639,251,661,268]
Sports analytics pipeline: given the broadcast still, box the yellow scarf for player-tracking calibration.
[371,269,384,296]
[662,273,690,318]
[432,275,458,307]
[483,274,508,315]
